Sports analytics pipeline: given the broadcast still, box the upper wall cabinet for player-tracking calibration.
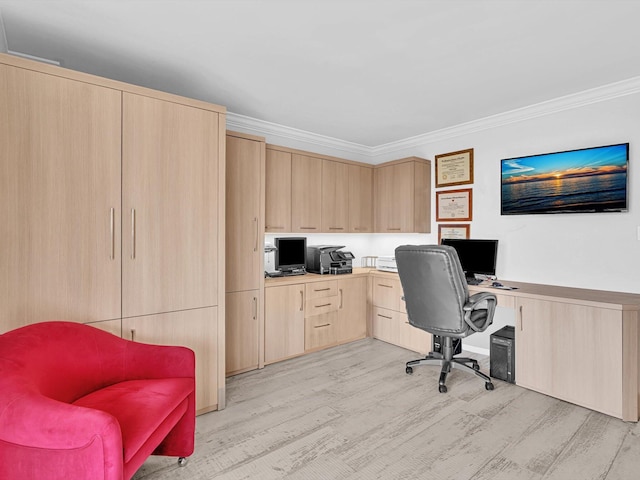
[374,157,431,233]
[265,148,292,232]
[291,154,323,233]
[265,145,374,234]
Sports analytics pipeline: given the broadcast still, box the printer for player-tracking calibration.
[376,255,398,273]
[306,245,354,275]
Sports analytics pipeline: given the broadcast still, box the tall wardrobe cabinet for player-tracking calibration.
[0,53,226,414]
[225,132,266,376]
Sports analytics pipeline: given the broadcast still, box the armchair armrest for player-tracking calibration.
[463,291,497,332]
[122,341,195,381]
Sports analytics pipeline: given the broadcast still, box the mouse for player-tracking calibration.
[492,281,503,287]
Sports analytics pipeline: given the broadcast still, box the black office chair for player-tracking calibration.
[395,244,496,393]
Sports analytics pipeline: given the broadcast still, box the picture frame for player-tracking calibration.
[438,224,471,243]
[435,148,474,187]
[436,188,473,222]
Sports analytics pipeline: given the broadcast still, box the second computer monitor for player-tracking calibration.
[441,238,498,279]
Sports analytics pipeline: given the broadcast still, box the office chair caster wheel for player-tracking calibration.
[178,457,188,467]
[485,382,494,391]
[472,363,480,371]
[405,366,413,375]
[439,385,447,393]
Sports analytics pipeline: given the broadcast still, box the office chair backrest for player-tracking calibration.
[395,245,470,338]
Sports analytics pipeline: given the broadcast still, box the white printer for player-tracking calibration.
[376,255,398,273]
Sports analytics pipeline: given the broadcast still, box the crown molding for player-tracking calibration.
[227,75,640,163]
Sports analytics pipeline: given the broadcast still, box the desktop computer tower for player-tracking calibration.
[490,326,515,383]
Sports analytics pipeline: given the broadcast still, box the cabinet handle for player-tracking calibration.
[518,305,523,331]
[109,207,115,260]
[315,303,332,308]
[329,227,344,230]
[378,284,393,288]
[300,227,317,230]
[266,225,284,230]
[314,323,331,328]
[130,328,136,342]
[300,290,304,311]
[377,314,392,319]
[253,296,257,320]
[131,208,136,259]
[253,217,259,252]
[339,288,343,309]
[387,228,401,231]
[314,287,331,292]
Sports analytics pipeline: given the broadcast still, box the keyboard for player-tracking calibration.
[466,277,483,285]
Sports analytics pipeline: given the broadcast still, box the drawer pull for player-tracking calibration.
[314,323,331,328]
[329,227,344,230]
[300,226,317,230]
[377,314,392,319]
[314,287,331,292]
[378,284,393,288]
[387,228,401,231]
[315,303,332,308]
[266,225,284,229]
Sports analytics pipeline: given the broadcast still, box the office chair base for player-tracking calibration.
[405,352,494,392]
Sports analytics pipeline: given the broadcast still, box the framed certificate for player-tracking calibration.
[435,148,474,187]
[436,188,473,222]
[438,224,470,243]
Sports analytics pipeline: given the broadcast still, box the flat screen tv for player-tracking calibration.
[275,237,307,273]
[501,143,629,215]
[441,238,498,280]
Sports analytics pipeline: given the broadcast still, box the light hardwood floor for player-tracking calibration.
[133,338,640,479]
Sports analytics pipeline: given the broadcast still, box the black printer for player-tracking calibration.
[306,245,354,275]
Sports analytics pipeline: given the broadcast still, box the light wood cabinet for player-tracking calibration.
[265,148,291,232]
[123,307,219,415]
[122,93,220,318]
[226,133,265,292]
[322,160,349,232]
[0,62,122,332]
[516,297,623,419]
[348,165,373,233]
[225,132,265,376]
[291,154,323,233]
[371,274,430,354]
[336,276,367,343]
[265,284,305,364]
[226,291,260,376]
[304,280,338,350]
[1,53,226,413]
[374,157,431,233]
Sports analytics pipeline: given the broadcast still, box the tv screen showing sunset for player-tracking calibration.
[501,143,628,215]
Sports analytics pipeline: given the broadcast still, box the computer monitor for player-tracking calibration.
[275,237,307,273]
[441,238,498,279]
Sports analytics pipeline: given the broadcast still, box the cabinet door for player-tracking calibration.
[305,311,337,350]
[122,307,219,414]
[516,298,623,418]
[399,313,431,354]
[291,154,322,233]
[348,165,373,233]
[321,160,349,232]
[374,162,414,232]
[265,285,305,364]
[0,64,122,332]
[265,148,291,232]
[225,291,259,375]
[337,277,367,343]
[226,135,264,292]
[122,93,220,317]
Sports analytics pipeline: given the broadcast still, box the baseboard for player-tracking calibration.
[462,344,489,356]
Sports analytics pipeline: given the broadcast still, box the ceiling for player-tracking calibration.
[2,1,640,147]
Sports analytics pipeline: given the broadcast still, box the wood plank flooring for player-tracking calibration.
[132,338,640,479]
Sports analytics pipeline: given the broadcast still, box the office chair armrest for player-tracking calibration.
[463,292,497,332]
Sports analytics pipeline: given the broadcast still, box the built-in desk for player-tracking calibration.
[265,270,640,421]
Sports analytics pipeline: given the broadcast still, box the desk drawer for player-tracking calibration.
[305,295,339,317]
[373,278,404,311]
[306,280,338,300]
[305,311,337,350]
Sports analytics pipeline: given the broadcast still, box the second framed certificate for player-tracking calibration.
[436,188,473,222]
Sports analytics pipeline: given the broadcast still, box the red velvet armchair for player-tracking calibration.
[0,321,196,480]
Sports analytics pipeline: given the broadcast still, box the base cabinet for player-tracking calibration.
[226,291,260,376]
[337,276,367,343]
[264,284,305,364]
[516,297,624,419]
[122,307,219,415]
